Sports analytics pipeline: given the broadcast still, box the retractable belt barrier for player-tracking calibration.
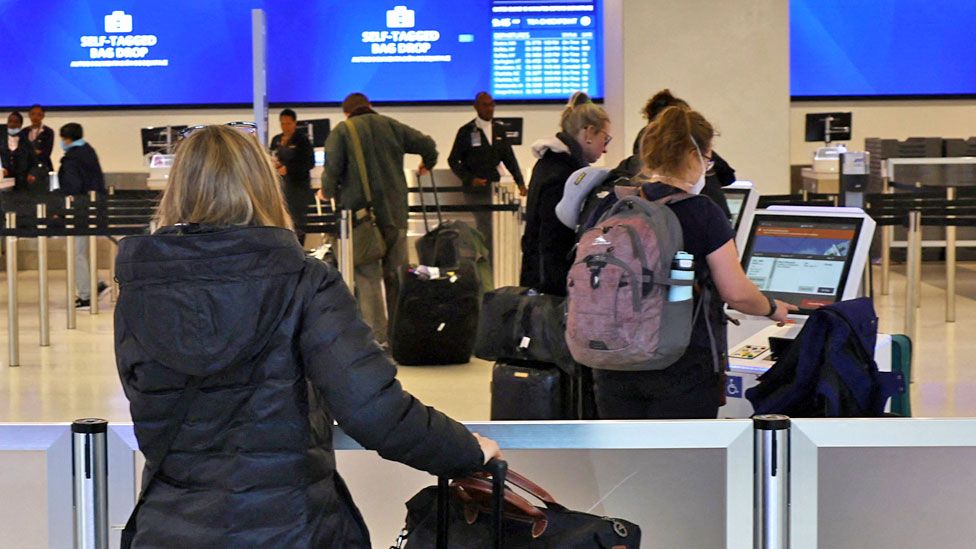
[2,186,525,366]
[757,192,839,209]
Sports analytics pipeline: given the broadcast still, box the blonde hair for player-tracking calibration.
[155,125,293,230]
[560,92,609,136]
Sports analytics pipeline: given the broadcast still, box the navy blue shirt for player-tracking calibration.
[643,182,735,352]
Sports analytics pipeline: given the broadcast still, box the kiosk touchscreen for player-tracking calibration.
[720,206,885,417]
[722,181,759,252]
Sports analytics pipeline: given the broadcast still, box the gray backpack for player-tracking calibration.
[565,195,711,371]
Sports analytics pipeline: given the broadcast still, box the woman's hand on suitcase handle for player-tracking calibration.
[473,433,503,464]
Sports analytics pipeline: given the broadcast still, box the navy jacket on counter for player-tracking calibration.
[114,225,483,548]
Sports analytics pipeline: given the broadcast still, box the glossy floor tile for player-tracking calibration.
[0,264,974,423]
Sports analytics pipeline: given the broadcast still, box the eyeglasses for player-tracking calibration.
[597,129,613,146]
[703,152,715,171]
[179,121,258,140]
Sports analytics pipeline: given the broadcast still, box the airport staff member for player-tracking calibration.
[270,108,315,244]
[1,111,32,194]
[448,92,526,250]
[319,92,438,346]
[27,105,55,173]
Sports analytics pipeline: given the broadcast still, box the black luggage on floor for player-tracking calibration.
[474,287,574,372]
[390,261,481,365]
[415,172,493,294]
[491,361,574,420]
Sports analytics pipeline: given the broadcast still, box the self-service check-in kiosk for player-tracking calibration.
[722,181,759,252]
[719,206,890,417]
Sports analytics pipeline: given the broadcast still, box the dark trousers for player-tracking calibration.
[592,349,722,420]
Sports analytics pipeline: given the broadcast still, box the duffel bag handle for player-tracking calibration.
[469,468,564,510]
[452,477,549,538]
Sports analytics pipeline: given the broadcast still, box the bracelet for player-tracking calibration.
[765,295,778,318]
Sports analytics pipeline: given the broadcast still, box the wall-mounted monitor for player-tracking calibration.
[140,126,187,156]
[0,0,604,109]
[297,119,331,148]
[740,208,875,314]
[791,0,976,99]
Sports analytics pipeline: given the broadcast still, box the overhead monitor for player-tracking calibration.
[740,208,875,315]
[722,181,759,253]
[792,0,976,99]
[0,1,604,108]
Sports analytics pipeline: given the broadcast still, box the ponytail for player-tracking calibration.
[560,91,609,137]
[640,106,714,177]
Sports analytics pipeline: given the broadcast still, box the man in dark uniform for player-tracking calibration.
[270,108,315,244]
[26,105,55,192]
[1,111,32,193]
[448,91,526,251]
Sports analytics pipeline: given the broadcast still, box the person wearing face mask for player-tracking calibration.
[1,111,33,196]
[26,105,55,191]
[58,123,109,309]
[520,92,611,296]
[590,107,797,419]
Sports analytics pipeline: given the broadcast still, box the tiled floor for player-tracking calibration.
[0,264,974,423]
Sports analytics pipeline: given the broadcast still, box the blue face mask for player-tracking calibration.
[61,138,86,152]
[7,127,21,136]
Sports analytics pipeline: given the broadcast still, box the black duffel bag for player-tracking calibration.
[399,465,640,548]
[473,287,574,373]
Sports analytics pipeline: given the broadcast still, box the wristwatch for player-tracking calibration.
[765,294,778,319]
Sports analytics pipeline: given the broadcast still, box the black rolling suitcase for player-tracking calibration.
[414,172,493,294]
[390,260,481,365]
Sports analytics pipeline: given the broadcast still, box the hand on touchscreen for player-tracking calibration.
[772,300,799,325]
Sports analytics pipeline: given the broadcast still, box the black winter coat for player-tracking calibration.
[114,225,483,548]
[519,133,588,296]
[58,143,105,196]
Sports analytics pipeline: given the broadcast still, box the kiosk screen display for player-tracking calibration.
[741,216,862,311]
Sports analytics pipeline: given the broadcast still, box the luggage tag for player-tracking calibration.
[437,322,446,332]
[519,337,531,349]
[471,130,482,147]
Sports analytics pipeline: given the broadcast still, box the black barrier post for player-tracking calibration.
[754,415,789,549]
[72,418,109,549]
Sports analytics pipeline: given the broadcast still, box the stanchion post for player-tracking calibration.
[510,195,521,286]
[72,418,109,549]
[66,196,77,330]
[880,176,892,295]
[754,415,789,549]
[5,212,19,367]
[491,183,502,288]
[905,211,919,339]
[339,210,355,294]
[37,203,50,347]
[88,191,98,315]
[914,211,923,310]
[501,190,513,287]
[109,238,119,303]
[946,187,956,323]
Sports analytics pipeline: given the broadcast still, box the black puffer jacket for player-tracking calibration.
[114,225,482,548]
[520,132,588,296]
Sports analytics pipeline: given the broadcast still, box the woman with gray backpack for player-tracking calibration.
[566,106,796,419]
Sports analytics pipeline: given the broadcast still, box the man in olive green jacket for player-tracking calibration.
[320,93,438,344]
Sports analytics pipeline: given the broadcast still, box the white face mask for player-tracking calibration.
[690,136,707,195]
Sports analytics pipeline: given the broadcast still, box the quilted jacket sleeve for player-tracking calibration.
[298,260,484,477]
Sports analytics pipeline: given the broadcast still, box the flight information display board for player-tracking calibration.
[0,0,604,108]
[741,216,862,312]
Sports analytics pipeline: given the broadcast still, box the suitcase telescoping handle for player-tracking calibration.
[416,169,444,232]
[437,458,507,549]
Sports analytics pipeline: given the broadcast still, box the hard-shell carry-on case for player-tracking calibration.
[490,360,573,420]
[397,459,642,548]
[390,171,482,365]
